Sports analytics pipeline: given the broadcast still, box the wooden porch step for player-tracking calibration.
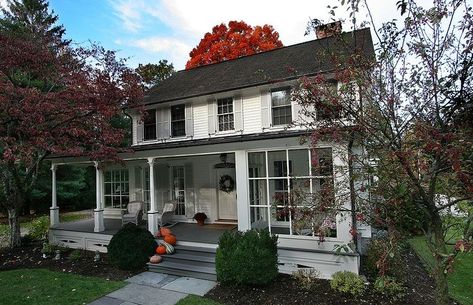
[163,252,216,264]
[174,244,217,254]
[148,243,218,281]
[148,261,217,281]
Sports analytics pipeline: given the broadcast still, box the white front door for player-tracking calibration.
[216,168,237,220]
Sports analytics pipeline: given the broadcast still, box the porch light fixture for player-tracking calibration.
[215,153,235,168]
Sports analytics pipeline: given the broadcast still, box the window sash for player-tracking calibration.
[171,105,186,137]
[271,88,292,126]
[217,97,234,131]
[104,169,129,209]
[143,110,156,140]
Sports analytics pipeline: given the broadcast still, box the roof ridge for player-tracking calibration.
[178,27,371,73]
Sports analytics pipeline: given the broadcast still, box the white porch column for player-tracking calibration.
[235,150,250,231]
[50,164,60,227]
[94,162,105,232]
[147,157,159,235]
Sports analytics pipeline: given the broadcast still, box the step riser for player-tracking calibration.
[163,257,215,268]
[168,250,216,260]
[174,245,217,254]
[149,265,217,281]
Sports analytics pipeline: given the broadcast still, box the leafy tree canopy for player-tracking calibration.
[135,60,175,88]
[186,20,283,69]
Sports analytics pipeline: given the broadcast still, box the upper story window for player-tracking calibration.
[217,97,234,131]
[316,81,341,120]
[143,109,156,140]
[271,88,292,126]
[171,104,185,137]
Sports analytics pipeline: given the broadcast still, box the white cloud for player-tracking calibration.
[109,0,146,32]
[0,0,9,11]
[130,37,192,68]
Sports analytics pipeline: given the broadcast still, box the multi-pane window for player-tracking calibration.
[172,166,185,216]
[104,169,129,209]
[248,148,336,237]
[316,81,341,120]
[171,105,186,137]
[217,97,234,131]
[271,88,292,126]
[143,109,156,140]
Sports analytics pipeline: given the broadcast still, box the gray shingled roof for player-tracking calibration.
[145,28,374,105]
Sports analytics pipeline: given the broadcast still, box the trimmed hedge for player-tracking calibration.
[216,229,278,286]
[108,223,156,270]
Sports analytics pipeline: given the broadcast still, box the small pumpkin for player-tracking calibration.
[149,255,162,264]
[156,245,166,255]
[160,227,172,237]
[164,234,177,246]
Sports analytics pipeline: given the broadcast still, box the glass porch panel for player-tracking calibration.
[250,207,269,230]
[288,149,309,176]
[248,152,266,178]
[172,166,185,216]
[268,150,288,177]
[311,148,333,176]
[249,179,267,205]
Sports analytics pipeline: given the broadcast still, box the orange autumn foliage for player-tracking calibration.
[186,20,283,69]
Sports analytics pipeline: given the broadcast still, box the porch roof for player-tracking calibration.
[131,129,308,151]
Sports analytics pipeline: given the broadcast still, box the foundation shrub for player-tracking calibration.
[330,271,365,296]
[108,223,156,270]
[216,229,278,285]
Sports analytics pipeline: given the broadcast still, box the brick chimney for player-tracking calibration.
[315,21,342,39]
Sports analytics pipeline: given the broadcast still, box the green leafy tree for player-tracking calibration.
[135,60,175,88]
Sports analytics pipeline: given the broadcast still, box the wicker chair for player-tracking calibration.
[158,202,175,227]
[122,201,144,226]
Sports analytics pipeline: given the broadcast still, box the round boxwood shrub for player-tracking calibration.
[216,229,278,286]
[108,223,156,270]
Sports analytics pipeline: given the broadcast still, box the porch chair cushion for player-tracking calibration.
[158,202,175,227]
[122,201,144,226]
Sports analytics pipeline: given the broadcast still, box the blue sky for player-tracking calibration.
[1,0,422,70]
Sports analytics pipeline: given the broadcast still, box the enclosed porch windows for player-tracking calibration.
[248,148,336,237]
[171,165,186,216]
[104,169,129,209]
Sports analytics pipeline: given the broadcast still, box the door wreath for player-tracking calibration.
[219,175,235,193]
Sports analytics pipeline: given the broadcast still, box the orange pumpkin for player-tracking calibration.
[156,245,166,255]
[164,234,177,246]
[160,227,172,237]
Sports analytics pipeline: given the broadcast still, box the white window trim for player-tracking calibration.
[270,87,292,128]
[247,147,338,240]
[170,104,186,138]
[216,97,235,133]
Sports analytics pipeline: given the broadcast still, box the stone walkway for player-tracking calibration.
[89,272,217,305]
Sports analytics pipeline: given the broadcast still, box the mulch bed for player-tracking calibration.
[205,248,454,305]
[0,241,143,281]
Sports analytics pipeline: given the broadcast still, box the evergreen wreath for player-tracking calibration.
[219,175,235,193]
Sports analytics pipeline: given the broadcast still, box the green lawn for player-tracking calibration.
[0,269,125,305]
[409,237,473,305]
[176,295,223,305]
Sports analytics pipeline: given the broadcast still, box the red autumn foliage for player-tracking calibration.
[185,20,283,69]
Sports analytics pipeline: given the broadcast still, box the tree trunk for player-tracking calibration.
[7,207,21,248]
[431,213,450,305]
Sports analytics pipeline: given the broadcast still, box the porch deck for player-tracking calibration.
[49,219,236,253]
